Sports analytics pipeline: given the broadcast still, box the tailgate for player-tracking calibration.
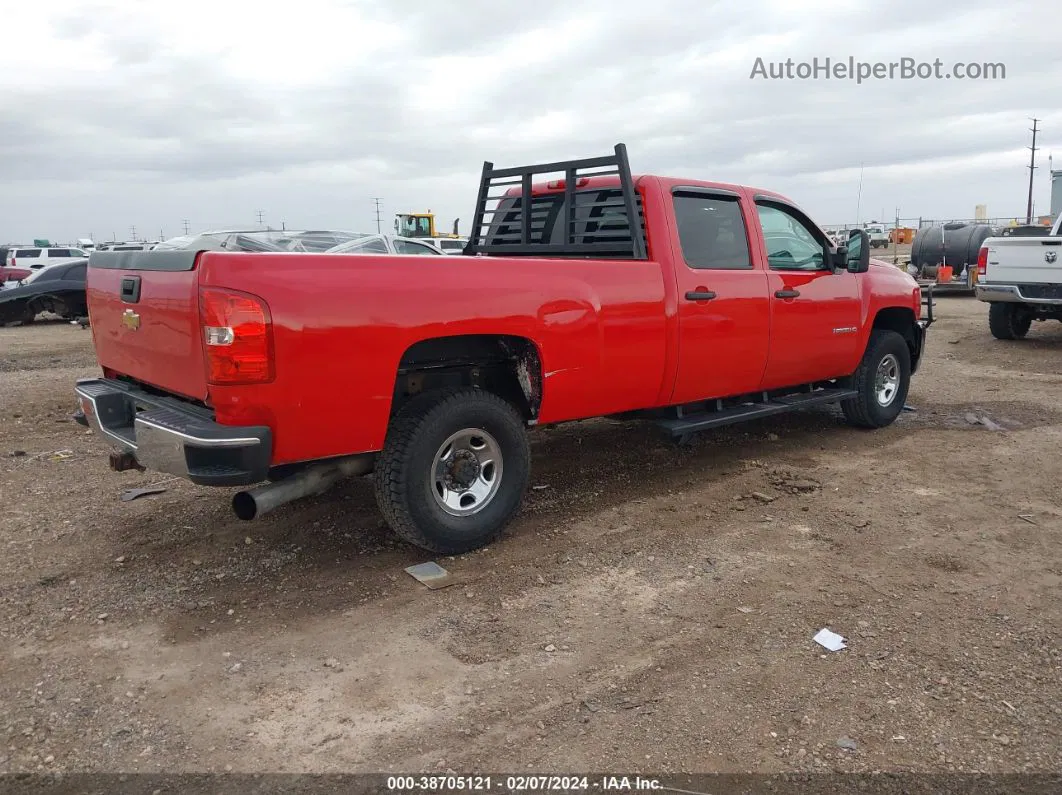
[986,237,1062,284]
[87,250,209,401]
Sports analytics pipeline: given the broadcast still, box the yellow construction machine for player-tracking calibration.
[394,211,461,239]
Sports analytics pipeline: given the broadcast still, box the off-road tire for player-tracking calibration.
[841,329,911,429]
[988,302,1031,340]
[374,387,530,554]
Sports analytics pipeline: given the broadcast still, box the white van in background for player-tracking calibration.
[6,246,91,269]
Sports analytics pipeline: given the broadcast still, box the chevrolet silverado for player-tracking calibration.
[75,144,933,554]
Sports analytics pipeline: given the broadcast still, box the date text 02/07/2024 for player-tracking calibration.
[384,774,664,791]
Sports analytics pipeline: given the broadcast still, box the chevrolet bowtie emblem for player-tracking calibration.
[121,309,141,330]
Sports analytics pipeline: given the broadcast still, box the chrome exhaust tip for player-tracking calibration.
[232,454,375,520]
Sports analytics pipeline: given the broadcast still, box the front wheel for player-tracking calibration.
[374,387,530,554]
[15,301,38,325]
[840,329,911,429]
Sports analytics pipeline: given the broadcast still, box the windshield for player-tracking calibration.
[396,215,432,237]
[325,235,390,254]
[151,230,368,253]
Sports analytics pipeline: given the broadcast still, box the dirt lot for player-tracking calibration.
[2,294,1061,777]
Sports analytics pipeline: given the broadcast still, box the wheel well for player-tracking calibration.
[393,335,542,420]
[872,307,918,362]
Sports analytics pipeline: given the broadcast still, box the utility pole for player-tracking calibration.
[182,219,190,235]
[855,162,864,227]
[1027,117,1040,224]
[130,225,137,241]
[255,210,265,226]
[372,198,384,233]
[892,206,900,265]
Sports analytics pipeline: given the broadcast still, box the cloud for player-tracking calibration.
[0,0,1059,242]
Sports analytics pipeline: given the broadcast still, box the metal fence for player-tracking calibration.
[824,215,1056,235]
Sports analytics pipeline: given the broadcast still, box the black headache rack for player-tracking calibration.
[464,142,649,259]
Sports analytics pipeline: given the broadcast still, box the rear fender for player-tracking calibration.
[392,334,544,421]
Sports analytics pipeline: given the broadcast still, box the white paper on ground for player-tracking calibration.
[813,628,847,651]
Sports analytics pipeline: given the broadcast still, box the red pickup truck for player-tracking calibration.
[75,145,933,554]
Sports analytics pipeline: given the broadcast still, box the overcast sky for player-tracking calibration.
[1,0,1059,244]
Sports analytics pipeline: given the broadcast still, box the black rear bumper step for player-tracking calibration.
[655,387,858,437]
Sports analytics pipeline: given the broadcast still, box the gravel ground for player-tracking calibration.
[1,295,1061,777]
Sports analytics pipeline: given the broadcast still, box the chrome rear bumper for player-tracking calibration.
[74,378,271,486]
[975,283,1062,305]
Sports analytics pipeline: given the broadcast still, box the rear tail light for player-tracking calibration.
[199,287,274,385]
[977,246,988,276]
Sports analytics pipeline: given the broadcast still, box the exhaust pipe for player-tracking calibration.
[232,454,375,521]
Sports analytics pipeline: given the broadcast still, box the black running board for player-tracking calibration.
[654,387,858,437]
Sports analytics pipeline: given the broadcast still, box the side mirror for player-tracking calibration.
[846,229,870,273]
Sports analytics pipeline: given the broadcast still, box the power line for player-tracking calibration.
[1026,117,1040,224]
[372,197,384,233]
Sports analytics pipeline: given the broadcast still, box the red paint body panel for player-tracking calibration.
[760,268,863,388]
[84,174,924,470]
[197,251,669,464]
[664,185,772,403]
[87,267,208,400]
[0,266,31,283]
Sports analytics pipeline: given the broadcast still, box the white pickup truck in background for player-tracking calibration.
[864,223,890,249]
[975,215,1062,339]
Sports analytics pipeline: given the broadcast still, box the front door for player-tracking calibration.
[669,189,771,406]
[754,201,862,390]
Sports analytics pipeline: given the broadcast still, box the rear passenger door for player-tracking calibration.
[669,188,772,405]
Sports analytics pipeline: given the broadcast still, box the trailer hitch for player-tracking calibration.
[109,449,145,472]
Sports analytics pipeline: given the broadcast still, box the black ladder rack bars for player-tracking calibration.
[463,142,648,259]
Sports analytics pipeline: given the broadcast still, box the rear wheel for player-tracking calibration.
[374,387,530,554]
[841,329,911,429]
[988,303,1031,340]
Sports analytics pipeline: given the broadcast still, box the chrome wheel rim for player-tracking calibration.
[431,428,503,516]
[875,353,900,407]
